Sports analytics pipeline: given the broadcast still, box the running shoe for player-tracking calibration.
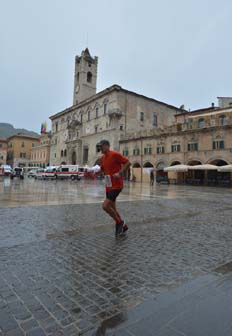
[115,221,124,237]
[123,223,128,233]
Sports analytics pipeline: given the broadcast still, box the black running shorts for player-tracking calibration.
[106,189,122,202]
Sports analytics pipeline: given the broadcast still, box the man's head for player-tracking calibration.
[97,139,110,154]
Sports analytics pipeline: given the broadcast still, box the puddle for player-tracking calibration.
[215,261,232,274]
[95,312,128,336]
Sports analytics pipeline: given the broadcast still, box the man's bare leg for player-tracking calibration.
[111,201,122,222]
[102,199,121,223]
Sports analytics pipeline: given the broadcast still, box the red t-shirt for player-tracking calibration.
[101,150,129,191]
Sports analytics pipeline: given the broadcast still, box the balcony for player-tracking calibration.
[108,108,123,118]
[67,120,81,129]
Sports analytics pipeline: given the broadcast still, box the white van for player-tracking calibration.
[56,165,81,180]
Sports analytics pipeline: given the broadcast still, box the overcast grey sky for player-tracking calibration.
[0,0,232,132]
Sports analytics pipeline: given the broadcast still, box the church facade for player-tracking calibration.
[49,48,182,166]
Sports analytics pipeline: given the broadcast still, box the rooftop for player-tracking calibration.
[7,133,40,141]
[50,84,182,120]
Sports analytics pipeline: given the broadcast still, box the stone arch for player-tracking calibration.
[170,160,182,166]
[132,162,141,168]
[156,161,166,170]
[187,159,202,166]
[207,158,229,166]
[143,161,154,168]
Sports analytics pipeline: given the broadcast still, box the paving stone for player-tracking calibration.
[26,327,46,336]
[5,329,24,336]
[20,319,39,332]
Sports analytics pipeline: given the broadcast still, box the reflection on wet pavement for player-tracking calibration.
[1,178,232,335]
[1,176,232,208]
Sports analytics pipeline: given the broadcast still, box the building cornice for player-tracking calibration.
[50,85,182,121]
[120,125,232,144]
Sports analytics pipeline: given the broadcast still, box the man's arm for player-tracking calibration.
[120,160,131,175]
[114,160,131,178]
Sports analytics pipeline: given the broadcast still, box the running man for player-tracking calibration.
[97,140,131,237]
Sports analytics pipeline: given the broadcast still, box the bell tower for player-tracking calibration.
[73,48,98,105]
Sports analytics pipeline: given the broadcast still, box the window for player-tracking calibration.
[80,113,83,123]
[21,142,25,148]
[133,148,140,155]
[144,147,152,155]
[88,110,91,121]
[213,140,224,149]
[96,145,101,153]
[77,72,79,83]
[123,149,129,157]
[140,112,144,122]
[153,113,158,126]
[55,122,58,132]
[0,144,2,148]
[198,118,205,128]
[64,149,67,157]
[95,126,98,133]
[157,146,165,154]
[87,72,92,83]
[96,107,99,118]
[61,150,63,157]
[188,120,193,129]
[120,125,123,131]
[32,143,34,147]
[171,144,181,152]
[188,143,198,151]
[20,152,26,158]
[104,103,107,115]
[219,115,227,126]
[54,153,56,158]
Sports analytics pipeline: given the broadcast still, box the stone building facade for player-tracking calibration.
[50,49,181,166]
[119,105,232,182]
[30,133,51,168]
[7,134,40,168]
[0,139,7,166]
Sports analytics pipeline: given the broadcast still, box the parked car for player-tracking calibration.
[1,165,12,176]
[11,167,24,179]
[34,168,45,180]
[27,169,37,178]
[55,165,81,180]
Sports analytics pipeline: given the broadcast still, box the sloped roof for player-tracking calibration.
[50,84,182,120]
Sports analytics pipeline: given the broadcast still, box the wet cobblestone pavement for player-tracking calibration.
[1,178,232,335]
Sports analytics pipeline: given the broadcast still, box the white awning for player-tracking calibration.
[217,165,232,172]
[164,164,189,172]
[189,164,218,170]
